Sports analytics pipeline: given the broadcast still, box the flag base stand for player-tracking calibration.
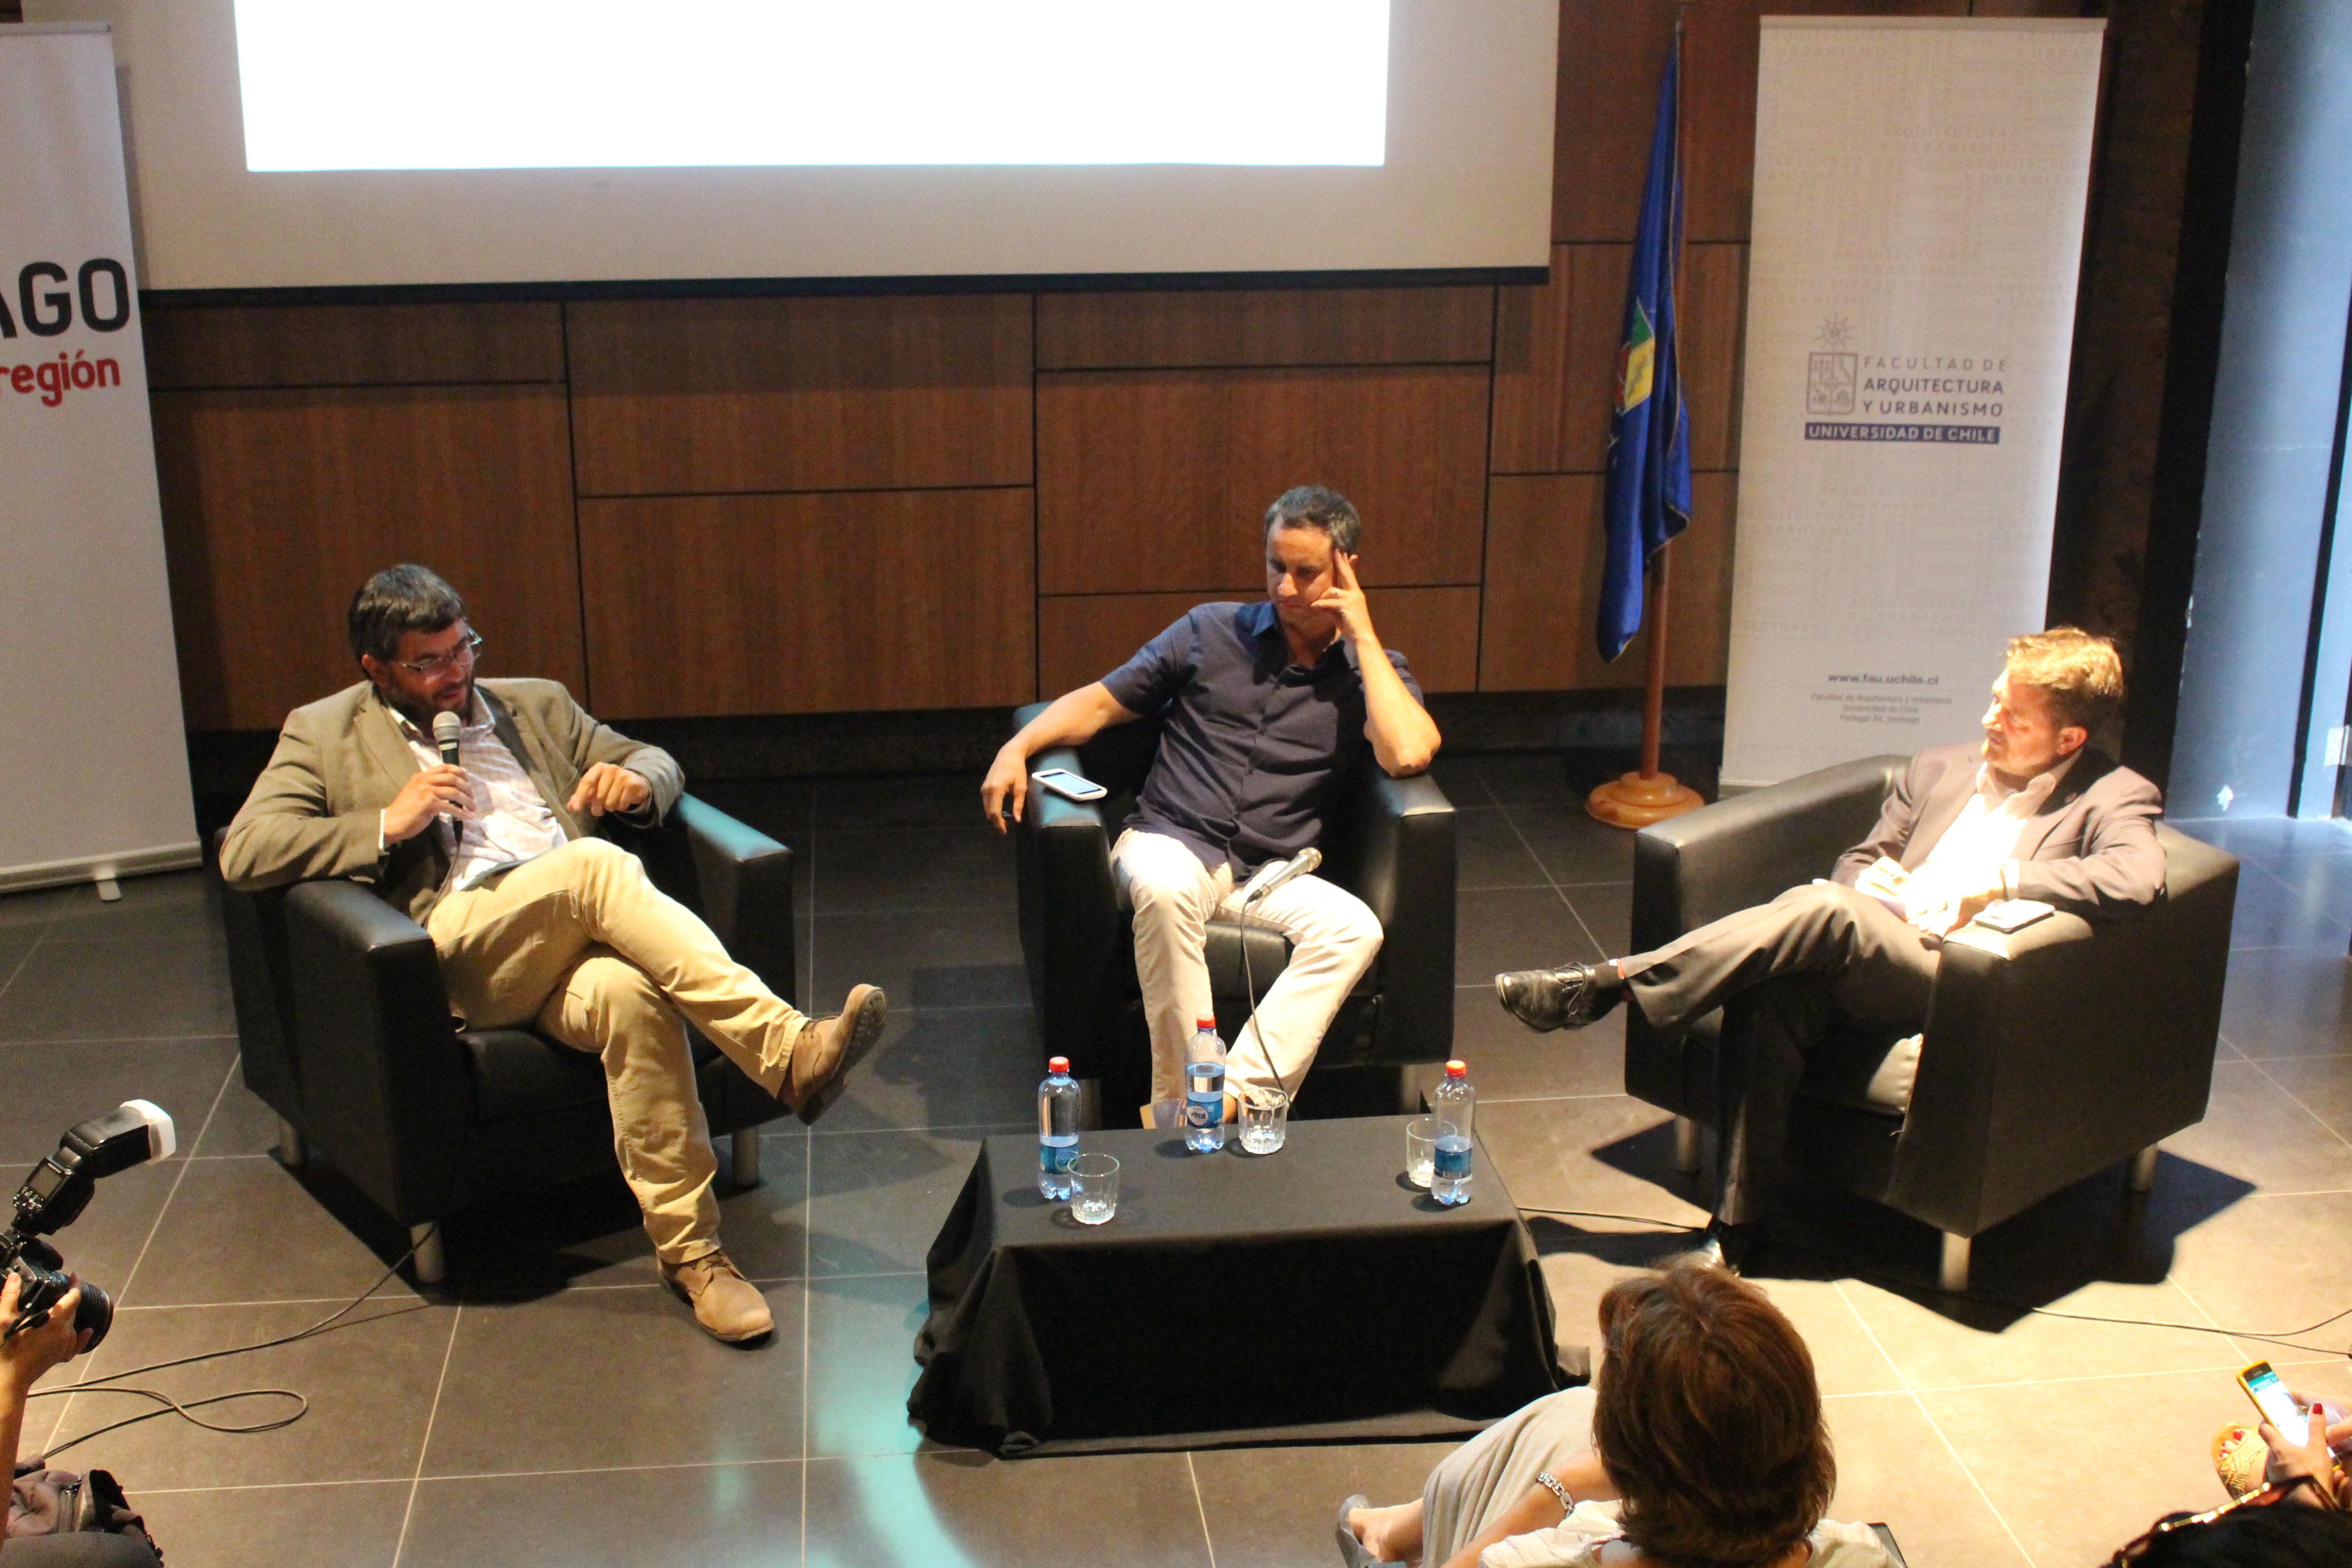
[1586,770,1704,828]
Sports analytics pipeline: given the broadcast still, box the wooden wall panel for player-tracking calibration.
[578,488,1034,718]
[567,295,1033,496]
[153,387,584,731]
[1491,245,1627,475]
[1553,0,1677,243]
[1683,243,1749,471]
[1036,287,1493,369]
[144,304,565,389]
[1480,471,1737,692]
[1039,586,1480,699]
[1491,242,1747,475]
[1037,366,1490,595]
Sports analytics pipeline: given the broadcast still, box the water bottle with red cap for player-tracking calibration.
[1430,1059,1475,1205]
[1038,1056,1080,1200]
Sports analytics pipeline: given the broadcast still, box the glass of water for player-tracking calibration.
[1238,1087,1290,1154]
[1070,1152,1121,1225]
[1406,1117,1455,1189]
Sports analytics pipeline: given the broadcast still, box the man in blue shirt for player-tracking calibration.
[983,486,1441,1124]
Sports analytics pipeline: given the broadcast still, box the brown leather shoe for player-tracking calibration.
[660,1251,773,1343]
[784,983,888,1125]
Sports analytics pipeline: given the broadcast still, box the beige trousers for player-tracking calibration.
[1112,828,1383,1107]
[424,836,808,1264]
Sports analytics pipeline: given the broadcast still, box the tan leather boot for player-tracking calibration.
[660,1251,773,1343]
[783,983,888,1125]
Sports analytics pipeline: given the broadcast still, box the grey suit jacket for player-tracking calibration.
[1830,740,2165,916]
[218,678,684,926]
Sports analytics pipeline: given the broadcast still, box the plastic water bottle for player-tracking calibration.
[1430,1058,1475,1205]
[1038,1055,1080,1199]
[1185,1015,1227,1153]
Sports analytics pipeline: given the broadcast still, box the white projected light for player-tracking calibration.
[233,0,1391,171]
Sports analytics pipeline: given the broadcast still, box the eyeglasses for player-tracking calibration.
[2108,1473,2332,1563]
[393,634,483,677]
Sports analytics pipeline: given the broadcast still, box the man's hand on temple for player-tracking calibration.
[568,763,652,818]
[1313,550,1379,646]
[981,747,1029,833]
[383,764,479,843]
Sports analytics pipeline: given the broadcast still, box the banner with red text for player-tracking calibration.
[1719,19,2104,788]
[0,25,197,892]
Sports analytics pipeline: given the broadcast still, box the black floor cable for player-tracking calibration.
[1516,1205,2352,1358]
[24,1224,438,1458]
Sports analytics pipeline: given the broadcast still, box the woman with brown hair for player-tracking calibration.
[1337,1258,1886,1568]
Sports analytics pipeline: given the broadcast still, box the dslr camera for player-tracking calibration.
[0,1101,176,1351]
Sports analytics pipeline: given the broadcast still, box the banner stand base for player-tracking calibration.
[1586,771,1704,830]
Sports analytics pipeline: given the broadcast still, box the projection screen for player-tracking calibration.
[25,0,1558,291]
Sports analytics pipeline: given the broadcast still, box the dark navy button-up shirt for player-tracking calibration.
[1100,600,1423,876]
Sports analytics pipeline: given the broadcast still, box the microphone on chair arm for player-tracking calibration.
[431,710,462,767]
[1233,846,1322,1111]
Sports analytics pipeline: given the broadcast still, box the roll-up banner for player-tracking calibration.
[0,24,199,895]
[1719,18,2104,789]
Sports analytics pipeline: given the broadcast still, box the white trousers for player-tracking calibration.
[1111,828,1384,1107]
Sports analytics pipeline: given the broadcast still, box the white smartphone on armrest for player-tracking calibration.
[1030,769,1107,803]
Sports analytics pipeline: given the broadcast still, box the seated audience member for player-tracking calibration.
[1492,628,2162,1270]
[2212,1387,2350,1504]
[218,565,889,1344]
[981,486,1440,1124]
[2108,1486,2352,1565]
[0,1272,160,1561]
[1336,1257,1888,1568]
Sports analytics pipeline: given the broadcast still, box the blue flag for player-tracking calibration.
[1597,39,1691,662]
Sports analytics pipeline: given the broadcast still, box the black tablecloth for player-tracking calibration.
[909,1115,1571,1456]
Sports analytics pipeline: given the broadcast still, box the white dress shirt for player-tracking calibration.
[1918,752,2076,902]
[383,696,568,892]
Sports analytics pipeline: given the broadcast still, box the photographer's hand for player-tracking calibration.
[0,1274,91,1481]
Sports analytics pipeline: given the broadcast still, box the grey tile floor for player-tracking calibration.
[0,758,2344,1567]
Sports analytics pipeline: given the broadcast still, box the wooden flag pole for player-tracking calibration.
[1586,543,1703,826]
[1588,14,1704,831]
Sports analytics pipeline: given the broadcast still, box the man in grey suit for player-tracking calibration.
[220,565,888,1342]
[1494,627,2165,1269]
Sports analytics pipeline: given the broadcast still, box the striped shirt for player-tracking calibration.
[387,696,568,893]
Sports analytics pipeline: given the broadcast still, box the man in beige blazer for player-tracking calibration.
[1492,627,2166,1269]
[221,565,887,1343]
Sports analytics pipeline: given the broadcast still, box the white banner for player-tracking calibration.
[0,25,197,893]
[1720,19,2104,788]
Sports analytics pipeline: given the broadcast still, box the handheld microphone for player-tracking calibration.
[431,710,462,768]
[1239,846,1321,906]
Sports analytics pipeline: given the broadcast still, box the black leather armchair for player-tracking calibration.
[1011,703,1456,1119]
[1625,755,2238,1290]
[211,797,795,1283]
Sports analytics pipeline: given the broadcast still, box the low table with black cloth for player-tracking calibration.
[909,1115,1571,1457]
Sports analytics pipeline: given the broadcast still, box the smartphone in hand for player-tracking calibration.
[2239,1359,2309,1446]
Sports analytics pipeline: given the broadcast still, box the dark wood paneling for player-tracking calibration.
[1491,245,1627,475]
[1492,242,1746,475]
[1037,366,1490,595]
[578,488,1034,718]
[566,295,1033,497]
[143,304,565,389]
[153,387,583,731]
[1553,0,1678,243]
[1039,587,1480,699]
[1683,242,1749,471]
[1036,287,1494,370]
[1480,471,1737,691]
[1366,587,1483,694]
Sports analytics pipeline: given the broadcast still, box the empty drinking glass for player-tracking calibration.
[1406,1116,1455,1189]
[1238,1087,1290,1154]
[1070,1152,1121,1225]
